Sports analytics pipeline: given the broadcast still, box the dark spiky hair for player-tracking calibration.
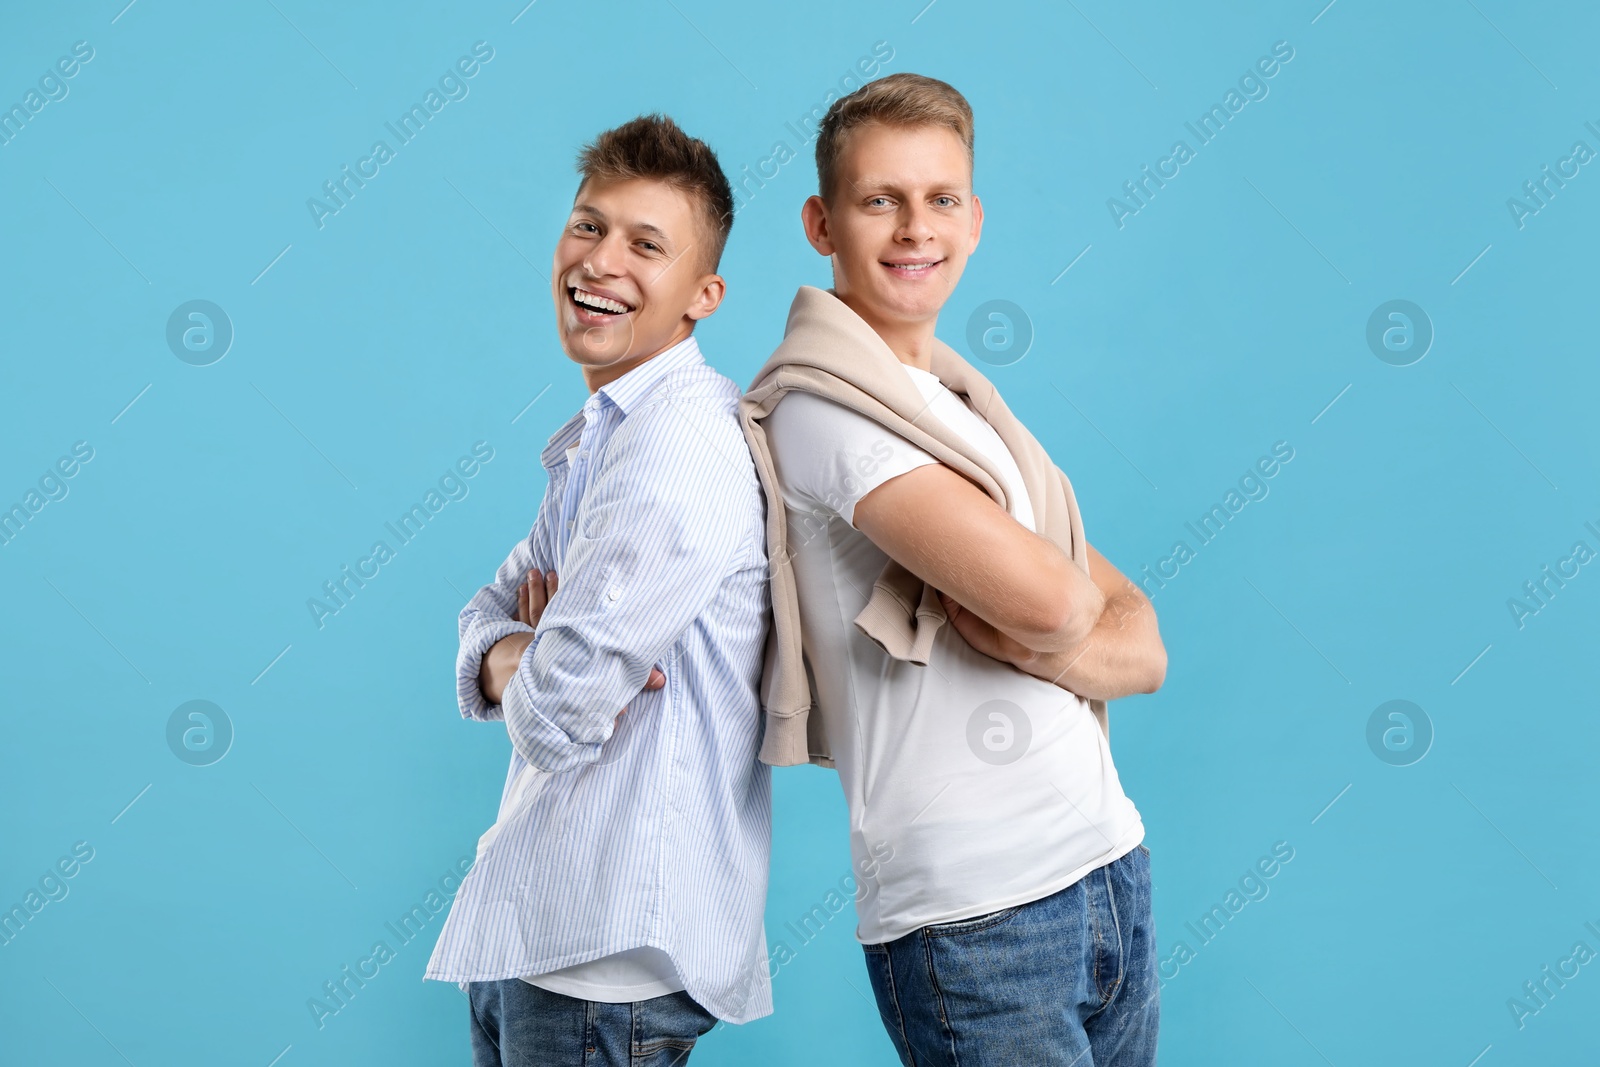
[575,113,734,273]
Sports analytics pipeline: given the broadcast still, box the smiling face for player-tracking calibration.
[551,177,724,392]
[801,122,982,363]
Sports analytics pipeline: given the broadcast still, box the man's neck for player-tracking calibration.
[834,292,937,373]
[580,325,692,394]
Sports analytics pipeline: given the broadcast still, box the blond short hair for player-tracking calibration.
[814,72,974,203]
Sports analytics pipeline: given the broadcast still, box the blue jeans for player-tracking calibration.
[466,979,718,1067]
[863,844,1159,1066]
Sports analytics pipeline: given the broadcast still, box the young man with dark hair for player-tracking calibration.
[742,73,1167,1064]
[426,113,773,1065]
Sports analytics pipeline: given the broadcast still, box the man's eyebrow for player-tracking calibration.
[570,203,674,247]
[848,177,971,195]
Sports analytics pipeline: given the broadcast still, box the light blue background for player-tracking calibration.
[3,0,1597,1063]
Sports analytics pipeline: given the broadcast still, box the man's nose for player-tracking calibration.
[584,232,627,276]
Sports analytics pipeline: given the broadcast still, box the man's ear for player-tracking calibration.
[968,193,984,255]
[685,273,726,322]
[801,195,835,257]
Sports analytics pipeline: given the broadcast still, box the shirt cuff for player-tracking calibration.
[457,616,535,722]
[500,640,611,774]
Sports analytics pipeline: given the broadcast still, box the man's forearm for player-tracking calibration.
[949,530,1106,653]
[1026,592,1166,701]
[1042,549,1108,652]
[854,464,1107,653]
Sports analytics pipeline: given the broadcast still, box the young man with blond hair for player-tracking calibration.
[426,114,773,1065]
[742,73,1167,1064]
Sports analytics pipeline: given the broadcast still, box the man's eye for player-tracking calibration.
[639,242,659,253]
[574,221,598,234]
[935,196,956,207]
[868,197,890,207]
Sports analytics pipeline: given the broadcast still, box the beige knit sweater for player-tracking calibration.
[739,285,1108,768]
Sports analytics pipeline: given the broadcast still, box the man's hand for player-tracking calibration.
[935,589,1048,675]
[935,543,1166,701]
[479,568,666,712]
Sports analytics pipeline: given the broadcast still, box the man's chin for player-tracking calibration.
[844,287,948,328]
[560,342,632,366]
[558,322,637,363]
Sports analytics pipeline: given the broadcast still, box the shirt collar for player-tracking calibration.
[540,335,705,470]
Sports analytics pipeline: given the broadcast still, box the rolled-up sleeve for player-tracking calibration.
[501,395,755,773]
[456,489,557,724]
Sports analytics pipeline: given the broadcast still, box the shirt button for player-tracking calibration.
[606,587,620,602]
[567,520,575,530]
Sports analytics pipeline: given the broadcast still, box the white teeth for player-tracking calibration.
[572,288,630,313]
[888,262,935,271]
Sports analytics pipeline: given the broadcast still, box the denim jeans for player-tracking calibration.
[466,978,718,1067]
[862,844,1159,1066]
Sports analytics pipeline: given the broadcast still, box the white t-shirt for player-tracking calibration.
[520,946,683,1001]
[763,362,1145,944]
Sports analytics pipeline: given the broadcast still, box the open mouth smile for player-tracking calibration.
[568,286,635,321]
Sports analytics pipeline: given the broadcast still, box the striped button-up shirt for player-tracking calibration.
[424,336,774,1024]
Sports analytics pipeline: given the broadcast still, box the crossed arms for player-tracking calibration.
[457,400,751,773]
[464,399,1160,753]
[852,461,1167,701]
